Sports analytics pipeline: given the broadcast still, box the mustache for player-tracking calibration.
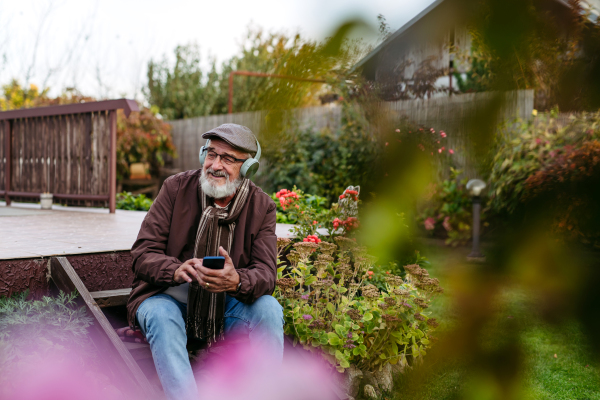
[206,168,229,178]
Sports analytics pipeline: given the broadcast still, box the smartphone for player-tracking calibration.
[202,256,225,270]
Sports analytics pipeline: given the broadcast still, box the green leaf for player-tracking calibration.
[334,324,346,337]
[326,302,336,315]
[335,350,345,361]
[305,276,317,286]
[329,337,340,346]
[340,359,350,368]
[379,353,387,359]
[363,312,373,321]
[327,332,339,340]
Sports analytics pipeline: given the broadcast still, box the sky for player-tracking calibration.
[0,0,436,102]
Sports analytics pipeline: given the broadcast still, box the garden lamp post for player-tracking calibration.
[466,179,487,261]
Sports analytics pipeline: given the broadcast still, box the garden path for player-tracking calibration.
[0,201,295,260]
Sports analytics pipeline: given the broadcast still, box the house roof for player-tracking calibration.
[352,0,599,76]
[351,0,446,74]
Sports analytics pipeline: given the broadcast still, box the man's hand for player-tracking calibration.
[173,258,203,284]
[195,246,240,293]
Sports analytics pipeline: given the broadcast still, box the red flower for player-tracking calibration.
[303,235,321,244]
[312,220,318,225]
[333,218,342,229]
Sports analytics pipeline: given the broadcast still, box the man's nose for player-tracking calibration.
[212,155,224,170]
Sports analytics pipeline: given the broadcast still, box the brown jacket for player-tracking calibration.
[126,169,277,328]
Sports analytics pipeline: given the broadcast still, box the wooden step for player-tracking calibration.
[124,341,153,361]
[90,288,131,308]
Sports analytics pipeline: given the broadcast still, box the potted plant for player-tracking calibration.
[40,192,53,210]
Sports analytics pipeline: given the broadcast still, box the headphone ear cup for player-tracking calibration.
[199,147,206,165]
[240,159,260,179]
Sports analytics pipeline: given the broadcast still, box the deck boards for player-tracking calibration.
[0,202,297,260]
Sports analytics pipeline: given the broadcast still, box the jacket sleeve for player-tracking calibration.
[130,175,182,286]
[233,200,277,303]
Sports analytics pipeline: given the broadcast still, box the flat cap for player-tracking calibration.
[202,124,258,155]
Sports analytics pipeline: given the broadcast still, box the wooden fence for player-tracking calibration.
[167,105,343,172]
[167,90,533,175]
[0,99,139,213]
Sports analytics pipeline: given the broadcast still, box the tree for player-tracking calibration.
[145,26,364,118]
[145,44,220,120]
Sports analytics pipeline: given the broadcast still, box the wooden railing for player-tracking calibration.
[0,99,138,213]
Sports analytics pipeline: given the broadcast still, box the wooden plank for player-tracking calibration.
[50,257,156,398]
[90,288,132,308]
[125,341,154,361]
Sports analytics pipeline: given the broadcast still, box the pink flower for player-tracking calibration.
[449,149,454,154]
[385,142,389,146]
[430,128,435,133]
[438,148,443,153]
[443,216,452,231]
[440,131,447,138]
[395,128,400,133]
[424,217,435,230]
[302,314,313,321]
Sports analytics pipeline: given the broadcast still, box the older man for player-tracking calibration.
[126,124,283,400]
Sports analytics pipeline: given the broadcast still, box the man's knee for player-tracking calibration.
[138,295,186,336]
[252,295,283,328]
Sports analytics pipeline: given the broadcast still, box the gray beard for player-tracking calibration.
[200,167,243,199]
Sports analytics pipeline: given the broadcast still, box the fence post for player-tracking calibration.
[4,120,11,206]
[109,110,116,213]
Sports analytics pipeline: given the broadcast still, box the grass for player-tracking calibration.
[389,243,600,400]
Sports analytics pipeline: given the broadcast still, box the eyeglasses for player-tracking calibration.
[206,150,246,165]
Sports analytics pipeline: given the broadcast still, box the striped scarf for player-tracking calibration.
[186,178,250,344]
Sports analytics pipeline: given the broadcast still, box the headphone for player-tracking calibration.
[199,138,261,179]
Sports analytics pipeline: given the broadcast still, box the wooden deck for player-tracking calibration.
[0,201,296,260]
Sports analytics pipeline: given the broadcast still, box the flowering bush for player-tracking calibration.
[272,186,329,228]
[274,237,442,375]
[273,185,363,240]
[117,107,177,181]
[488,111,600,246]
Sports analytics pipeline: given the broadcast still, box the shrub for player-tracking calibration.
[116,107,177,181]
[272,186,329,226]
[0,291,95,388]
[261,105,382,204]
[488,111,600,245]
[274,186,442,377]
[274,238,442,375]
[116,191,153,211]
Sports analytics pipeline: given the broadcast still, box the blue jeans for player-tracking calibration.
[136,293,284,400]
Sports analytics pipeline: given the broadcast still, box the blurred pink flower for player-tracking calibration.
[195,339,336,400]
[395,128,400,132]
[443,216,452,231]
[424,217,435,230]
[440,131,447,138]
[438,148,443,153]
[449,149,454,154]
